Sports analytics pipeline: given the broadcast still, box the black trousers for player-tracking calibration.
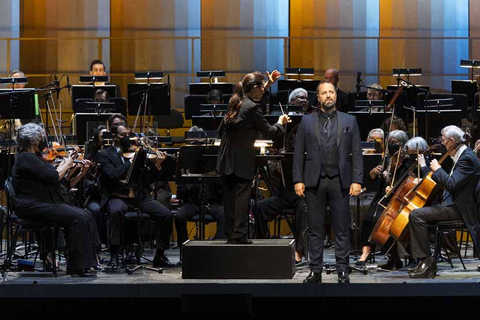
[107,196,173,254]
[17,203,100,272]
[256,190,306,255]
[175,202,226,246]
[222,174,253,240]
[409,204,461,259]
[306,175,351,273]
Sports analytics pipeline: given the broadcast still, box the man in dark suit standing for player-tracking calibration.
[293,80,363,284]
[409,125,480,278]
[324,68,350,112]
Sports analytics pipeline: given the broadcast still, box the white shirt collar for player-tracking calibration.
[450,145,467,165]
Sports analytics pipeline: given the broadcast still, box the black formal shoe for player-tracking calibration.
[226,238,253,245]
[153,254,175,268]
[304,272,322,284]
[338,271,350,284]
[409,257,436,279]
[378,257,403,271]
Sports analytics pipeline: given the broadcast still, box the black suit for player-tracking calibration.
[97,146,172,254]
[293,110,363,273]
[410,147,480,259]
[216,96,285,240]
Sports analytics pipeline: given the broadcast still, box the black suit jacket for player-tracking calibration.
[216,96,285,180]
[292,110,363,189]
[432,147,480,257]
[97,146,163,208]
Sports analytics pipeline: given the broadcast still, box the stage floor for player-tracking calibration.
[2,242,480,316]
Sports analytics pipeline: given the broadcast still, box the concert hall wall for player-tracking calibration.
[0,0,479,134]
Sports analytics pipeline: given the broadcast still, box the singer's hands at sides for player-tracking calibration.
[349,183,362,197]
[277,115,292,125]
[295,182,363,197]
[294,182,305,198]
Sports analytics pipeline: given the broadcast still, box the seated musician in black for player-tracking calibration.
[256,89,308,263]
[12,123,100,277]
[356,130,413,268]
[409,125,480,278]
[97,123,174,267]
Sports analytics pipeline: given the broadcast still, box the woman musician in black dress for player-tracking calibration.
[12,123,100,277]
[216,71,290,244]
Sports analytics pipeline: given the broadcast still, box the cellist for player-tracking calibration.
[409,125,480,278]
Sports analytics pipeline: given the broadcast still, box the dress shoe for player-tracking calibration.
[153,254,175,268]
[338,271,350,283]
[378,257,403,271]
[304,272,322,284]
[226,238,253,245]
[409,257,436,279]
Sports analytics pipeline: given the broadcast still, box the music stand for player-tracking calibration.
[0,89,36,120]
[188,83,234,95]
[452,80,477,106]
[459,59,480,81]
[199,103,228,116]
[418,98,458,141]
[71,85,117,107]
[191,116,223,131]
[127,83,171,116]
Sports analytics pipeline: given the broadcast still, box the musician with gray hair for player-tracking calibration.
[409,125,480,278]
[12,123,101,277]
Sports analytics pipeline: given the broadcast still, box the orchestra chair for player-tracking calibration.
[433,220,468,270]
[154,109,185,144]
[120,207,156,265]
[273,208,295,238]
[2,179,58,277]
[190,213,215,241]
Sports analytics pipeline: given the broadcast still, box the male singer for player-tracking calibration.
[293,80,363,284]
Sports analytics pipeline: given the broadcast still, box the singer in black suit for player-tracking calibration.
[408,125,480,278]
[293,80,363,283]
[216,71,290,244]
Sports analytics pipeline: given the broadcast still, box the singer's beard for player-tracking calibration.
[321,100,335,111]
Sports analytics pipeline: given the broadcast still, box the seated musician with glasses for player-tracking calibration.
[12,123,101,277]
[408,125,480,278]
[97,122,174,268]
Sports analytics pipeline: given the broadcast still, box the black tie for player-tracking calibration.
[324,116,331,139]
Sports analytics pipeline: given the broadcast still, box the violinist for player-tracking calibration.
[356,130,410,268]
[409,126,480,278]
[12,123,101,277]
[97,123,174,268]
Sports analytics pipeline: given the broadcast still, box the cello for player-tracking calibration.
[389,144,456,241]
[368,145,440,247]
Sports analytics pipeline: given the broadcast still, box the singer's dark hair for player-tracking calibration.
[225,72,265,124]
[90,59,105,71]
[316,79,335,93]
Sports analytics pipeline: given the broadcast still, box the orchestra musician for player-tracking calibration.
[293,80,363,284]
[12,123,101,277]
[323,68,350,112]
[216,71,290,245]
[408,125,480,278]
[97,123,174,268]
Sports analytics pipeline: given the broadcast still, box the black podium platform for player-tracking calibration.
[182,239,295,279]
